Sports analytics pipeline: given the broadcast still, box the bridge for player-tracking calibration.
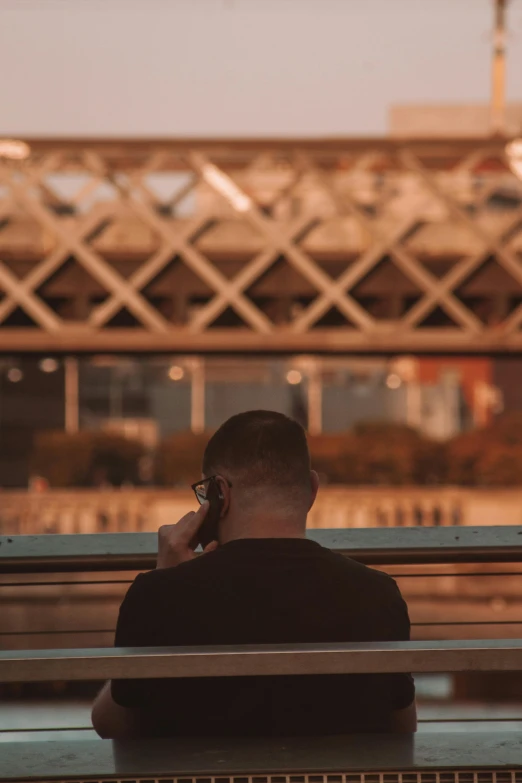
[1,137,522,356]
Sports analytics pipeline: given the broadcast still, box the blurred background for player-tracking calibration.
[1,0,522,742]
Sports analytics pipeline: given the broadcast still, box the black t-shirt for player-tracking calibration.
[112,538,414,736]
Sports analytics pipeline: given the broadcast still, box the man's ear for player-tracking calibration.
[218,476,231,517]
[309,470,320,510]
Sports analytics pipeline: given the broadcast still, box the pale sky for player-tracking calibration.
[0,0,521,137]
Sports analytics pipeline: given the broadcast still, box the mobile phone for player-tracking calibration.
[196,477,223,549]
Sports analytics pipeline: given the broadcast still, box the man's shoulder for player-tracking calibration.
[132,548,225,592]
[322,546,402,593]
[321,547,409,634]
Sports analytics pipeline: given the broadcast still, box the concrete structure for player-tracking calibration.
[390,104,522,139]
[4,486,522,536]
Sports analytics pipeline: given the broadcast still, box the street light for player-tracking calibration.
[286,370,303,385]
[39,358,59,373]
[386,373,402,390]
[7,367,23,383]
[168,365,185,381]
[490,0,508,136]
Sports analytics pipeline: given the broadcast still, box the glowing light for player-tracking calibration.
[286,369,302,385]
[506,139,522,181]
[0,139,30,160]
[39,358,59,373]
[390,356,418,383]
[168,365,185,381]
[386,373,402,390]
[201,163,252,213]
[7,367,23,383]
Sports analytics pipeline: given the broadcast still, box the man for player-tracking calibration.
[92,410,416,738]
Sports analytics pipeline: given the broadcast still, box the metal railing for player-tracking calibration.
[2,526,522,573]
[2,527,522,649]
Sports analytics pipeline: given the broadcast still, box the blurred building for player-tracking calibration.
[389,103,522,138]
[0,352,507,487]
[0,359,65,487]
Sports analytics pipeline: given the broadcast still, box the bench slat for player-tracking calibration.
[1,639,522,682]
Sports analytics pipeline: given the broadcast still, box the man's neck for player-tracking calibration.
[220,516,306,545]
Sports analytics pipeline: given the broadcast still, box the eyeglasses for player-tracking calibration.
[191,475,232,505]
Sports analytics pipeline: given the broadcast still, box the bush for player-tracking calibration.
[308,432,359,483]
[35,415,522,489]
[310,423,444,485]
[447,413,522,486]
[154,423,445,488]
[154,431,210,487]
[475,444,522,486]
[355,422,445,485]
[31,431,146,488]
[445,429,484,486]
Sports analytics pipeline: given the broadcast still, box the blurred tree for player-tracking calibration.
[310,423,443,486]
[33,417,522,488]
[448,413,522,486]
[308,432,360,484]
[31,431,145,487]
[353,422,443,485]
[154,431,210,487]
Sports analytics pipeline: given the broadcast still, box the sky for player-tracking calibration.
[0,0,521,138]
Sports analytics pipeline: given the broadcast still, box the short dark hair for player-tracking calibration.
[203,410,310,491]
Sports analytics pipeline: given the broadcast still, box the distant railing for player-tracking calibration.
[4,485,522,537]
[1,486,505,536]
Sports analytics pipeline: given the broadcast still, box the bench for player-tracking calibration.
[2,527,522,780]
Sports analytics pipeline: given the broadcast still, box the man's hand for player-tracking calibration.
[157,501,218,569]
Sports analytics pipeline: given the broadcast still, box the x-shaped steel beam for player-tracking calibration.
[1,157,169,333]
[85,151,274,334]
[295,155,483,334]
[401,150,522,334]
[190,152,375,333]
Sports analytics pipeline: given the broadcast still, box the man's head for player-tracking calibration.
[202,410,318,540]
